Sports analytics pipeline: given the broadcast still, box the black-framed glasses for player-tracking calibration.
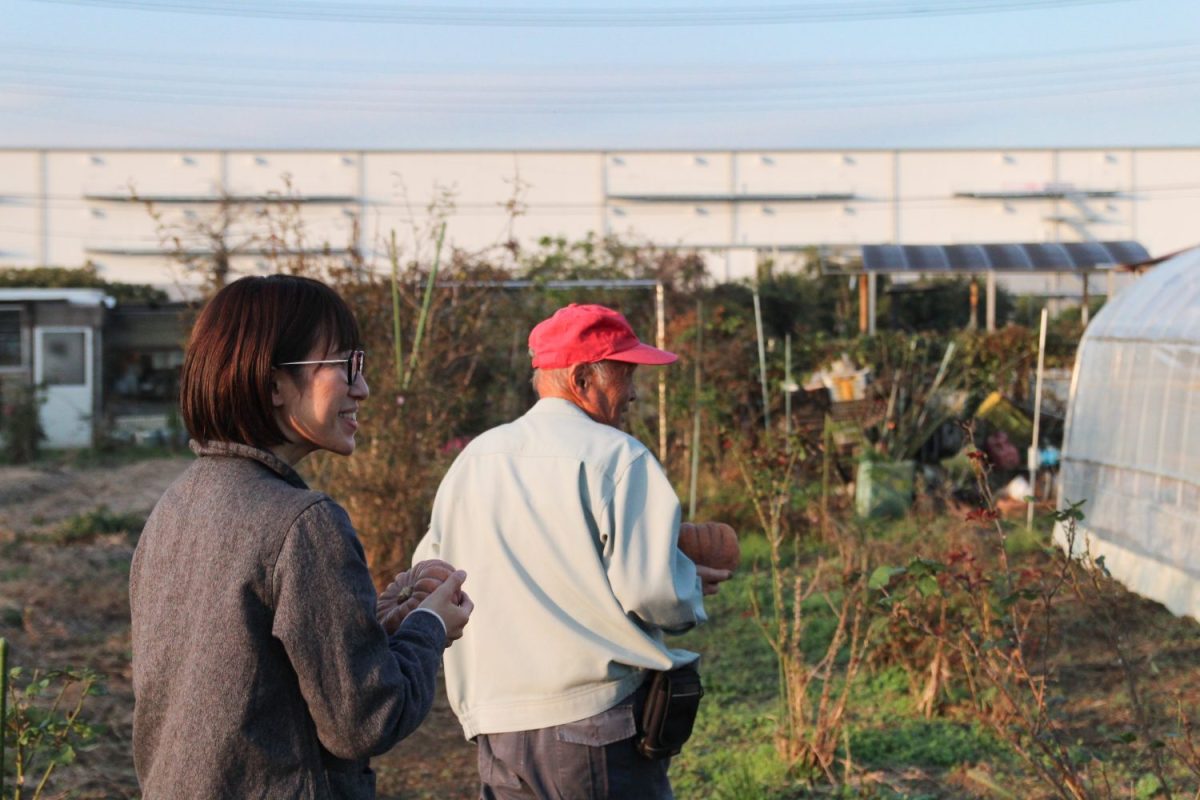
[276,350,365,385]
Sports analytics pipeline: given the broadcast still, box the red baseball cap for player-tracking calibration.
[529,304,678,369]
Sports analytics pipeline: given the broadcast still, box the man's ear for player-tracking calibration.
[570,363,590,392]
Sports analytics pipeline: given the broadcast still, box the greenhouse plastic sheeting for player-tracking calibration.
[1056,247,1200,620]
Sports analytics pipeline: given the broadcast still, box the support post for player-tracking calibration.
[867,271,877,335]
[986,270,997,332]
[1081,271,1090,327]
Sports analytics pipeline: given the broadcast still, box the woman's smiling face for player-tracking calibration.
[271,346,369,465]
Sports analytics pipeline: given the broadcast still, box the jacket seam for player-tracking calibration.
[267,495,337,610]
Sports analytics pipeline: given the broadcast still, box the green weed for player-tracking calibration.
[46,507,145,545]
[850,720,1003,769]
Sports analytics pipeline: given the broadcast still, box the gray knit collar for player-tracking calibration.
[190,440,309,489]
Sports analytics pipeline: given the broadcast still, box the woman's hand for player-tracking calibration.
[419,569,474,646]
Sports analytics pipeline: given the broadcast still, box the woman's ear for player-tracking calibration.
[270,371,287,409]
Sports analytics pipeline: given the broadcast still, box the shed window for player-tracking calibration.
[0,310,20,367]
[43,332,86,385]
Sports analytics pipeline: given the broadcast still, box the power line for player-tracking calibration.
[3,38,1188,77]
[5,49,1198,99]
[25,0,1131,27]
[5,62,1198,114]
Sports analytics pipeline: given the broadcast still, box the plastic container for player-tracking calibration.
[855,459,915,518]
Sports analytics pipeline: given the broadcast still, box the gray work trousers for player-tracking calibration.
[476,684,673,800]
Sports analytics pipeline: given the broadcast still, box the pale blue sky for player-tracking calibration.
[3,0,1198,148]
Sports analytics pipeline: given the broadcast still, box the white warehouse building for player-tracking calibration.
[1,147,1198,296]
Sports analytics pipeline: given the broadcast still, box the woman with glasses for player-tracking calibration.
[130,275,473,799]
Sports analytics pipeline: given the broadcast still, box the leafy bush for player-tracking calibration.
[2,655,106,800]
[49,506,145,544]
[0,383,43,465]
[0,265,168,306]
[877,275,1016,333]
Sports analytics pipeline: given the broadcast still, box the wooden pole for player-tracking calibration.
[858,275,869,334]
[969,279,979,330]
[1027,307,1049,530]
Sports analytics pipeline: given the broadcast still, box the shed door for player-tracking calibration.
[34,326,93,448]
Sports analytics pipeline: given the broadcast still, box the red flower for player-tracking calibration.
[965,507,999,522]
[946,549,973,565]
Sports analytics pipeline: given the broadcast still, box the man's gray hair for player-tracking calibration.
[532,360,630,394]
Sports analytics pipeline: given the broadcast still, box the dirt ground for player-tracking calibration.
[6,457,1199,799]
[0,456,478,799]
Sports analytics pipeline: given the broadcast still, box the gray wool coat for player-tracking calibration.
[130,441,445,799]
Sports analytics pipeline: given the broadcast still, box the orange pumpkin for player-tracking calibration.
[678,521,740,571]
[376,559,456,634]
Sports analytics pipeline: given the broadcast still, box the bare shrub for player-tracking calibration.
[875,433,1200,799]
[734,433,876,785]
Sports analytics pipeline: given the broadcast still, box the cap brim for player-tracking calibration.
[607,342,678,365]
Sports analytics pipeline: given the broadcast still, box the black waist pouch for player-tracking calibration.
[636,664,704,760]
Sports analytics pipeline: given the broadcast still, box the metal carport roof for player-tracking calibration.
[858,241,1148,273]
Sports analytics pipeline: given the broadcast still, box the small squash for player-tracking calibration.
[678,521,740,571]
[376,559,456,634]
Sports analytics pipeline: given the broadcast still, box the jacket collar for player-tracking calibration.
[190,440,309,489]
[528,397,593,420]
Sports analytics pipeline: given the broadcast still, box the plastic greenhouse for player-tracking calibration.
[1056,247,1200,620]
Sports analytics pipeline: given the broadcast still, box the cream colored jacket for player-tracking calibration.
[413,398,707,739]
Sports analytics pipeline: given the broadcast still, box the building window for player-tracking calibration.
[43,332,86,385]
[0,310,21,368]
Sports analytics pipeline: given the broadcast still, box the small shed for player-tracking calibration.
[0,288,111,448]
[1056,247,1200,619]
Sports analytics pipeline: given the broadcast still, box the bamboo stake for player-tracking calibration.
[784,333,792,440]
[402,221,446,391]
[1,637,6,799]
[656,282,667,464]
[388,230,403,387]
[689,300,702,520]
[822,415,833,539]
[1027,307,1049,530]
[753,288,770,432]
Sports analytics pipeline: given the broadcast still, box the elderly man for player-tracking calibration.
[412,303,730,799]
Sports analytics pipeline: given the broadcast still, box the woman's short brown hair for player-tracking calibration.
[180,275,361,447]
